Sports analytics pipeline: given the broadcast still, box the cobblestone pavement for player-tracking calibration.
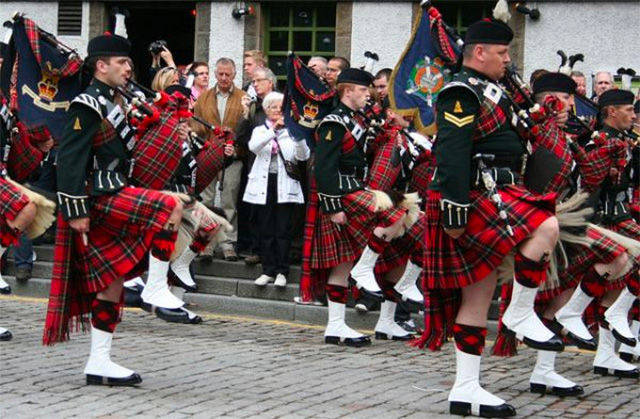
[1,296,639,418]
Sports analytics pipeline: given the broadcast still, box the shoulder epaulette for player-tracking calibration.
[318,114,348,129]
[439,82,480,102]
[71,93,103,118]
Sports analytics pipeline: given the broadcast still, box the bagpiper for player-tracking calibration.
[419,11,564,417]
[312,68,413,346]
[43,33,185,386]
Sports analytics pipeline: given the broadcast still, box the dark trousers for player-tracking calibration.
[257,174,294,277]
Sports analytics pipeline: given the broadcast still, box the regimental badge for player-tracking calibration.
[21,62,71,112]
[453,100,463,113]
[299,101,319,128]
[406,56,451,106]
[325,130,332,141]
[73,117,82,130]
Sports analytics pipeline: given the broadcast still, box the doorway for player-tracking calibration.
[107,1,196,86]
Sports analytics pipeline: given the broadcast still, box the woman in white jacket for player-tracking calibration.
[243,92,310,287]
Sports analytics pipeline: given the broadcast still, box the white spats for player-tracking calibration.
[555,286,595,341]
[324,300,366,340]
[170,247,198,289]
[604,287,638,345]
[530,350,578,389]
[448,347,507,408]
[350,245,383,294]
[593,327,639,376]
[502,280,555,343]
[393,260,423,303]
[141,254,184,309]
[374,300,411,340]
[84,328,136,379]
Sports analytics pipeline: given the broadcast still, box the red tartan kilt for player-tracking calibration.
[195,142,225,194]
[538,225,626,301]
[375,215,425,276]
[0,177,30,246]
[425,186,556,289]
[75,187,176,294]
[310,189,407,269]
[410,159,433,200]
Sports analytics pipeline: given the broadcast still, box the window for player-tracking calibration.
[57,1,83,36]
[438,1,493,38]
[264,2,336,90]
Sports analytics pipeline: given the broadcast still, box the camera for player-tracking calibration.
[148,40,168,55]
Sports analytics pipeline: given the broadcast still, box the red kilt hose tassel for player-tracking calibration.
[0,177,30,247]
[43,187,177,345]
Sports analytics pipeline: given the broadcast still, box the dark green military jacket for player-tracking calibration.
[57,79,135,220]
[314,102,368,213]
[430,66,524,229]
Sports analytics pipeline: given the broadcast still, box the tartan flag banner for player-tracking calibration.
[282,53,335,149]
[388,2,462,135]
[0,15,83,141]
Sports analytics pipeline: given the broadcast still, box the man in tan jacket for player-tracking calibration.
[193,57,247,260]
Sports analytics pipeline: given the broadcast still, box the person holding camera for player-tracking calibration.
[243,92,310,288]
[149,40,176,80]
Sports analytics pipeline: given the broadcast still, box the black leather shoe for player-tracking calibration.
[549,318,596,351]
[611,328,637,347]
[86,373,142,386]
[392,290,423,312]
[348,277,384,301]
[449,401,516,417]
[156,307,202,324]
[530,382,584,397]
[324,335,371,347]
[168,269,197,292]
[374,331,413,341]
[15,267,32,282]
[594,366,640,379]
[0,284,11,295]
[503,327,565,352]
[0,330,12,341]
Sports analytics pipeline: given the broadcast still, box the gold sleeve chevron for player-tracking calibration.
[444,112,474,128]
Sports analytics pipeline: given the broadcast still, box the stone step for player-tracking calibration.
[1,272,501,322]
[0,276,420,330]
[10,246,303,283]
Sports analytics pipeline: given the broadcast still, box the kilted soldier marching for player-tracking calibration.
[560,89,640,376]
[43,33,185,386]
[418,17,564,417]
[123,82,231,324]
[363,101,432,336]
[493,72,636,394]
[312,68,413,346]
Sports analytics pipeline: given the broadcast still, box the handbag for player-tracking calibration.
[275,137,302,181]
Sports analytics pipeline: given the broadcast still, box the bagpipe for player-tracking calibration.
[357,98,432,172]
